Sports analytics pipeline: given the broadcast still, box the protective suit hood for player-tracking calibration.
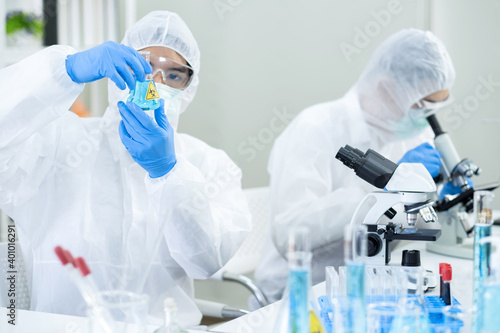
[353,28,455,140]
[105,11,200,125]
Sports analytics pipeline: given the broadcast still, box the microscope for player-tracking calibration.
[335,145,441,266]
[425,114,498,259]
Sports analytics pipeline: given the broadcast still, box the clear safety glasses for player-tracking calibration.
[149,55,194,90]
[411,95,454,119]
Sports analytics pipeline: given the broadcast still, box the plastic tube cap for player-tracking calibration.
[54,246,69,265]
[75,257,91,277]
[443,266,452,281]
[64,250,77,268]
[439,263,450,274]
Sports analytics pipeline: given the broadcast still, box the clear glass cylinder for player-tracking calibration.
[475,236,500,333]
[344,224,367,333]
[472,191,494,332]
[273,227,325,333]
[87,290,149,333]
[287,227,311,333]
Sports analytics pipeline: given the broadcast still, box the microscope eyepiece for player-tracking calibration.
[335,145,398,189]
[335,145,365,170]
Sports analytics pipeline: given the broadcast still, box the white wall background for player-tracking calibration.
[135,0,431,188]
[2,0,499,202]
[431,0,500,204]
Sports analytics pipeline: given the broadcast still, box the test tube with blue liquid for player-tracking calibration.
[477,236,500,332]
[471,190,495,332]
[344,224,367,333]
[128,51,161,111]
[287,227,312,333]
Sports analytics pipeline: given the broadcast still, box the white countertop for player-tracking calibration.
[0,308,209,333]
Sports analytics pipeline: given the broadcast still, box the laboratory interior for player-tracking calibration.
[1,0,500,332]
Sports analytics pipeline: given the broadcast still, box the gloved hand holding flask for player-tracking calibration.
[65,41,152,90]
[118,99,176,178]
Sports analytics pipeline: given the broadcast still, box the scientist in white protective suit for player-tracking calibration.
[253,29,457,305]
[0,11,251,326]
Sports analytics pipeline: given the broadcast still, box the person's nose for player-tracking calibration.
[152,71,165,85]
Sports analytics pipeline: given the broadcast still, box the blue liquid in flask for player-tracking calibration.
[128,80,161,111]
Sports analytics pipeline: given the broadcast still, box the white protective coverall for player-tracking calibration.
[0,11,251,326]
[254,29,455,304]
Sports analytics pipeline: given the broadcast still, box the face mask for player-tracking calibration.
[389,113,428,140]
[156,83,183,131]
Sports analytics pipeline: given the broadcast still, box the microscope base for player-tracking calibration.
[426,239,473,260]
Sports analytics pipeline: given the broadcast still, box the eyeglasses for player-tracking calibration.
[149,55,194,90]
[411,95,454,119]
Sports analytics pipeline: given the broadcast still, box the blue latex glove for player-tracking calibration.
[66,41,152,90]
[439,178,474,200]
[118,99,176,178]
[398,143,442,178]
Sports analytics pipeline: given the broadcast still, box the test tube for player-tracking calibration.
[477,236,500,332]
[287,227,311,333]
[442,265,452,306]
[325,266,339,302]
[472,191,494,333]
[344,224,367,333]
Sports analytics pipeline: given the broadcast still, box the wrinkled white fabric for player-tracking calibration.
[254,29,455,305]
[0,11,251,327]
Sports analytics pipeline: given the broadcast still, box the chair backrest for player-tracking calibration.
[221,187,270,275]
[0,241,30,309]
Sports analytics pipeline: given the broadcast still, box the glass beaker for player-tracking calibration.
[88,290,149,333]
[390,297,431,333]
[128,51,161,111]
[366,302,398,333]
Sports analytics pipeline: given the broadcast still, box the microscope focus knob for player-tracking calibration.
[401,249,421,267]
[367,233,383,257]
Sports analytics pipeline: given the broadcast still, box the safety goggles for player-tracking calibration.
[411,95,454,119]
[149,55,194,90]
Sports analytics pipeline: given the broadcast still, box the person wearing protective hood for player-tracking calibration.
[253,29,456,306]
[0,11,251,326]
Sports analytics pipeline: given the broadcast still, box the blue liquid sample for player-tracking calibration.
[481,284,500,332]
[128,80,161,111]
[346,262,366,333]
[288,269,308,333]
[472,224,492,332]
